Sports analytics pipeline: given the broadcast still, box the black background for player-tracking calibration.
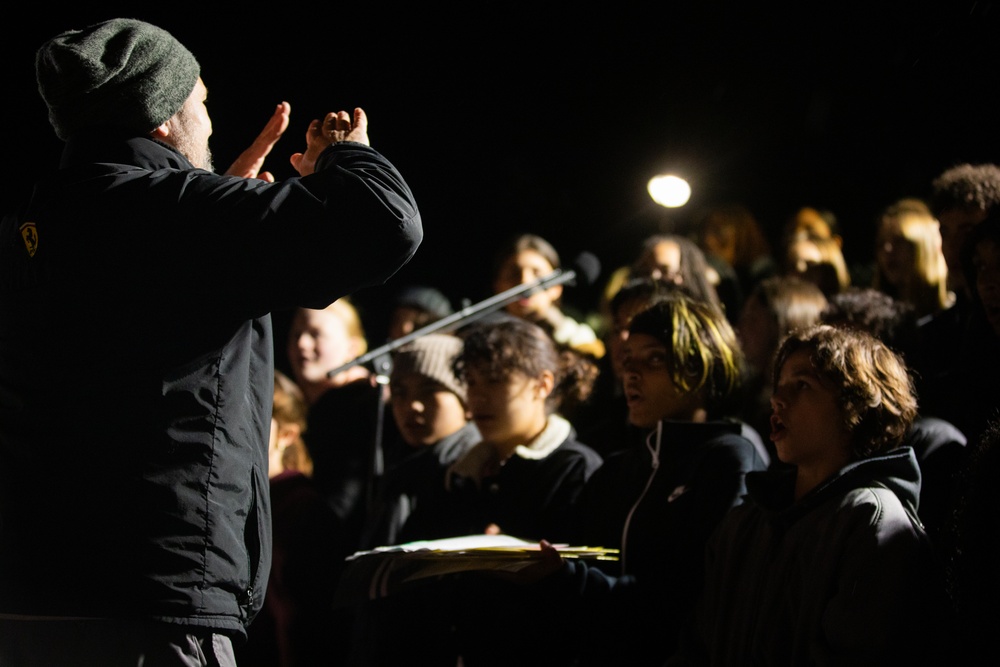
[5,2,1000,341]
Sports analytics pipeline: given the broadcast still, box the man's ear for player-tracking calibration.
[151,120,171,139]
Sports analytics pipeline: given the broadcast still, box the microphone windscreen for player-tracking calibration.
[572,252,602,286]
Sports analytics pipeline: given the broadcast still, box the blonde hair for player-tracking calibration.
[786,235,851,296]
[273,370,312,476]
[874,198,952,317]
[324,297,368,356]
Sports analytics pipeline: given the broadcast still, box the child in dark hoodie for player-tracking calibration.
[668,324,952,666]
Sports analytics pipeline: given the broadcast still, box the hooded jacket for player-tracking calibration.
[0,134,421,637]
[529,419,766,667]
[669,446,951,666]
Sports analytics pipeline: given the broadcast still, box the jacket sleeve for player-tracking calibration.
[163,141,422,318]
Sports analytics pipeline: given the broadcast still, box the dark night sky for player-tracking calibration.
[5,2,1000,336]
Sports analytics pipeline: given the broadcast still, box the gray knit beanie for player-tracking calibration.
[35,18,200,141]
[391,334,467,405]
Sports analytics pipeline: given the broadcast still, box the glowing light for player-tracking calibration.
[647,174,691,208]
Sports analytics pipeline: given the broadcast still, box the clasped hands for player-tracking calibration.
[224,103,370,180]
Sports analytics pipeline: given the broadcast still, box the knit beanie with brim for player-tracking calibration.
[391,334,467,405]
[35,18,200,141]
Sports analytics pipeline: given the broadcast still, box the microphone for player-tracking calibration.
[565,251,601,287]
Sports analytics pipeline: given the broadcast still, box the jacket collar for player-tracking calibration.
[59,134,194,171]
[747,446,923,523]
[431,421,481,466]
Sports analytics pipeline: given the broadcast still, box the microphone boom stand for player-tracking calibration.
[326,265,584,378]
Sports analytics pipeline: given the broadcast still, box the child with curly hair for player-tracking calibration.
[445,315,603,540]
[669,324,951,665]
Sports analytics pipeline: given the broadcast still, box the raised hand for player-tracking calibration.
[337,108,369,146]
[290,108,369,177]
[224,102,291,182]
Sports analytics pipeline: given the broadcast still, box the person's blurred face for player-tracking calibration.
[164,77,214,171]
[390,373,469,447]
[464,365,550,448]
[702,222,737,267]
[972,236,1000,337]
[787,238,823,275]
[939,207,988,293]
[769,349,851,473]
[621,333,701,427]
[609,297,653,379]
[737,293,779,375]
[286,308,359,386]
[635,241,683,285]
[493,249,562,320]
[388,306,426,341]
[875,218,915,289]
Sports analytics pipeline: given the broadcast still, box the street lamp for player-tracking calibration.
[647,174,691,208]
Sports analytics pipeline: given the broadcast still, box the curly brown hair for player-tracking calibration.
[930,163,1000,216]
[772,324,917,458]
[454,316,598,415]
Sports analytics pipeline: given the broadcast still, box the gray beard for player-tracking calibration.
[195,147,214,173]
[169,121,214,172]
[180,140,214,172]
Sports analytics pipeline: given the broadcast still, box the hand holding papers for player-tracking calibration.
[333,534,619,607]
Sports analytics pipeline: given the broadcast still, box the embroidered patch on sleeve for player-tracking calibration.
[20,222,38,257]
[668,485,689,502]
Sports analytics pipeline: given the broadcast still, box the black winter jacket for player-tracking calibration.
[0,135,421,637]
[542,419,766,667]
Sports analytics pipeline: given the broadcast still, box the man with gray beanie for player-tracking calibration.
[0,17,422,666]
